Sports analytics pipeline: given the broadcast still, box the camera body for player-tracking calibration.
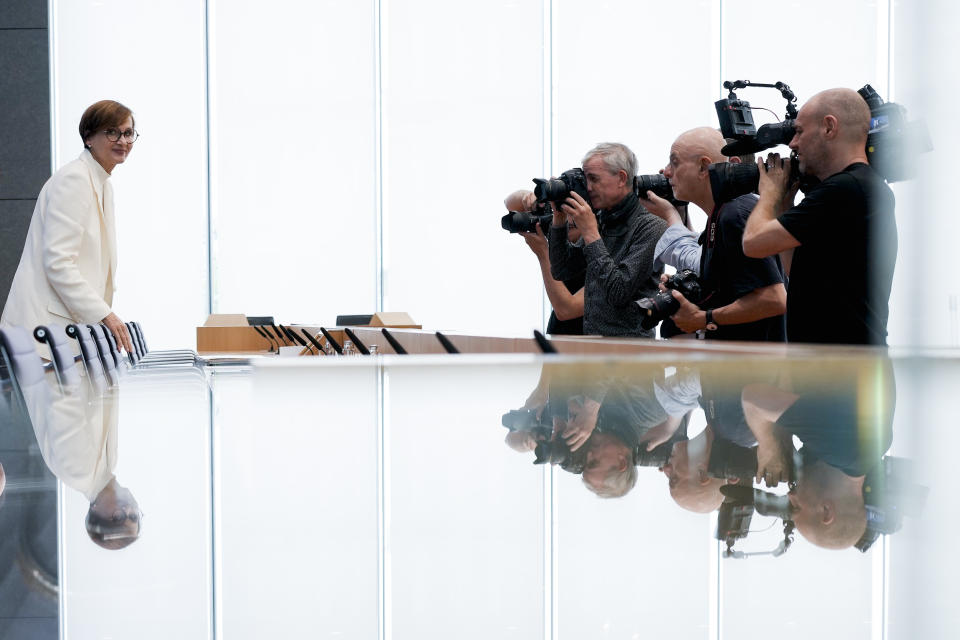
[636,269,703,330]
[715,80,799,158]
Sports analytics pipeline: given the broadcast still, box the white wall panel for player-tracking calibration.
[381,0,547,335]
[555,0,721,227]
[209,0,378,327]
[52,0,210,351]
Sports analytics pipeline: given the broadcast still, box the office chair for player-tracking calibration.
[66,324,109,396]
[33,324,82,391]
[86,324,120,387]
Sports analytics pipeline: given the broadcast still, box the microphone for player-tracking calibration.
[319,327,344,355]
[269,323,290,345]
[343,327,371,355]
[280,324,308,347]
[380,328,407,355]
[300,328,326,355]
[533,330,557,354]
[435,331,459,354]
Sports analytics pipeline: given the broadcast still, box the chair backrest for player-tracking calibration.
[100,324,124,369]
[131,322,148,354]
[34,324,81,390]
[125,322,143,361]
[87,324,118,386]
[0,327,48,420]
[0,326,46,389]
[66,324,107,396]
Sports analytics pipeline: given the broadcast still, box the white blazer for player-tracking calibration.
[1,150,118,339]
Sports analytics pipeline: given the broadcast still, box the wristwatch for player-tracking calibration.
[705,309,719,331]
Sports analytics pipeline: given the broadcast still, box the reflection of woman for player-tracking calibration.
[1,100,136,353]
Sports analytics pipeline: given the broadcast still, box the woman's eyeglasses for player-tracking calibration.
[103,128,140,143]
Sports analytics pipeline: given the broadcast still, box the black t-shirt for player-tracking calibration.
[774,358,895,477]
[698,193,786,341]
[778,163,897,345]
[546,271,585,335]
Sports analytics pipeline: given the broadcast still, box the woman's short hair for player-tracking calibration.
[79,100,134,148]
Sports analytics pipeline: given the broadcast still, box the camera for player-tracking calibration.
[635,269,703,330]
[635,173,688,207]
[716,80,799,157]
[708,438,759,483]
[715,79,931,186]
[501,206,553,235]
[533,168,590,205]
[502,406,586,473]
[705,159,808,206]
[716,484,796,558]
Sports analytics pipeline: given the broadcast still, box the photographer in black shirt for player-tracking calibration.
[743,88,897,345]
[641,127,787,341]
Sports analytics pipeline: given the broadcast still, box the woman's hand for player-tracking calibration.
[102,312,134,353]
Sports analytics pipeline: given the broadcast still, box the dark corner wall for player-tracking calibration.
[0,1,50,319]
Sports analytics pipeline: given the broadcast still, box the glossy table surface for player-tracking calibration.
[1,346,955,639]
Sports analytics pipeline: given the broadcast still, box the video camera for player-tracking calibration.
[717,484,796,559]
[710,79,932,204]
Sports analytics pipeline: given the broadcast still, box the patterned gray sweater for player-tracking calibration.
[549,192,667,337]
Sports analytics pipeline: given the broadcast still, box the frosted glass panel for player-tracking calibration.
[723,0,887,119]
[60,374,213,639]
[887,0,958,347]
[386,364,545,639]
[215,367,380,639]
[381,0,547,334]
[209,0,377,326]
[555,0,720,227]
[52,0,209,351]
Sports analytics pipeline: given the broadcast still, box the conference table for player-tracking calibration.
[1,329,956,639]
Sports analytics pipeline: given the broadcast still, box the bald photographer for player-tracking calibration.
[640,127,787,341]
[742,88,898,345]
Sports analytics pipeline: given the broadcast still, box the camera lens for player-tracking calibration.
[635,174,673,200]
[534,178,571,204]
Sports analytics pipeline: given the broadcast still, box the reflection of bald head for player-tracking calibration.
[675,126,727,163]
[670,475,726,513]
[805,88,871,144]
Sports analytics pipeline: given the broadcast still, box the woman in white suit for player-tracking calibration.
[1,100,136,353]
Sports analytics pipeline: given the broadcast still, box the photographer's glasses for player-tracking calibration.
[103,128,140,143]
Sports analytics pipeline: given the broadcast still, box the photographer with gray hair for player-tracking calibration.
[548,143,668,337]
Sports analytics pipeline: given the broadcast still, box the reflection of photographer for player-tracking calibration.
[547,143,668,337]
[503,364,694,499]
[742,88,898,345]
[739,358,907,550]
[639,128,786,341]
[503,190,584,334]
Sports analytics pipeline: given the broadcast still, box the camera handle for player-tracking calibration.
[723,520,796,559]
[723,80,798,120]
